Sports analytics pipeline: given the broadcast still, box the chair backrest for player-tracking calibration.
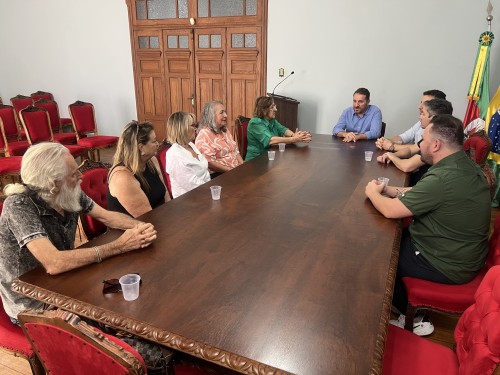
[235,115,250,160]
[0,104,21,140]
[18,309,146,375]
[68,100,98,135]
[34,98,64,132]
[79,159,111,240]
[464,130,492,166]
[31,91,54,102]
[20,106,53,144]
[381,121,386,137]
[10,95,33,124]
[157,141,173,199]
[454,265,500,375]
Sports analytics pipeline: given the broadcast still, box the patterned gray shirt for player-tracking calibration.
[0,188,94,319]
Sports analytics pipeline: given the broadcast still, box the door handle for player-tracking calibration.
[188,95,195,107]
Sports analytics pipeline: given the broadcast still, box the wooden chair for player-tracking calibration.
[0,300,44,374]
[10,95,33,135]
[19,309,146,375]
[68,100,118,161]
[31,92,73,129]
[235,115,250,160]
[34,99,77,145]
[0,104,30,156]
[383,265,500,374]
[464,130,496,197]
[79,159,111,240]
[20,105,88,162]
[401,213,500,332]
[30,91,54,102]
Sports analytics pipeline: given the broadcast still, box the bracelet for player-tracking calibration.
[389,144,395,152]
[93,246,102,263]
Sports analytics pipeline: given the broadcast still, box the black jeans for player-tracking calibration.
[393,229,456,314]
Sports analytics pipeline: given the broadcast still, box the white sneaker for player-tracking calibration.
[389,312,434,336]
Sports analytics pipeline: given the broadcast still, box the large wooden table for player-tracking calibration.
[13,134,407,375]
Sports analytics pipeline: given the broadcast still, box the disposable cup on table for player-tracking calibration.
[365,151,373,161]
[377,177,390,187]
[268,150,276,160]
[278,143,286,152]
[119,274,141,301]
[210,185,222,200]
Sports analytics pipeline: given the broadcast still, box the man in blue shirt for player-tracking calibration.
[332,87,382,142]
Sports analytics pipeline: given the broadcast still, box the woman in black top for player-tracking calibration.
[107,121,169,217]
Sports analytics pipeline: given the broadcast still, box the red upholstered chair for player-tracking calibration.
[383,265,500,375]
[464,130,496,197]
[10,95,33,137]
[78,159,110,240]
[34,99,77,144]
[31,92,73,128]
[157,140,173,199]
[235,115,250,160]
[0,156,22,188]
[401,214,500,332]
[0,300,44,374]
[20,105,87,162]
[30,90,54,101]
[18,309,146,375]
[0,104,30,156]
[68,100,118,161]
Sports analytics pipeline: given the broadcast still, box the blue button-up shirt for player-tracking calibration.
[332,105,382,139]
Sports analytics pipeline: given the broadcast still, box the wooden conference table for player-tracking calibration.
[13,134,408,375]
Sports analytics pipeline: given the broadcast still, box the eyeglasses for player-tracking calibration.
[102,274,142,294]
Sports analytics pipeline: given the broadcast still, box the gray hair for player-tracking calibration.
[200,100,226,134]
[4,143,70,203]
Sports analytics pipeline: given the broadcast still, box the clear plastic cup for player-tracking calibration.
[278,143,285,152]
[377,177,390,187]
[119,274,141,301]
[268,150,276,160]
[365,151,373,161]
[210,185,222,200]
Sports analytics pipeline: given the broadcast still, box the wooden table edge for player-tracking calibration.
[11,279,293,375]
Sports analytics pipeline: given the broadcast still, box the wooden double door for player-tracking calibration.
[128,6,267,141]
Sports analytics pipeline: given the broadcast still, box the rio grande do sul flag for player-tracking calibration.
[463,31,494,129]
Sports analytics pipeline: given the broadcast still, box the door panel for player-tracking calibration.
[227,27,261,120]
[127,0,267,141]
[194,28,226,117]
[163,30,195,117]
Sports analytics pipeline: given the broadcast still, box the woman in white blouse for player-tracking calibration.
[164,112,211,198]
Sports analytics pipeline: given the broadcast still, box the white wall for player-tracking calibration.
[0,0,135,136]
[1,0,499,137]
[267,0,500,136]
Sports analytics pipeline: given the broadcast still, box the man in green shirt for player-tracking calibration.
[365,114,491,336]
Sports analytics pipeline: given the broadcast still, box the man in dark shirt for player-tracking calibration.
[0,142,157,321]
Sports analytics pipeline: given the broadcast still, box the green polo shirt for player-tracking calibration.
[245,117,288,161]
[400,150,491,283]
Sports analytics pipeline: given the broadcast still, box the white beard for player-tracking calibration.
[54,182,82,212]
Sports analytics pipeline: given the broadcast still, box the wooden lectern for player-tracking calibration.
[268,94,300,131]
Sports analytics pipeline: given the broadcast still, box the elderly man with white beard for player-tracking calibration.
[0,142,157,323]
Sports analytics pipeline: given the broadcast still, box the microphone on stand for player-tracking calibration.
[271,71,295,96]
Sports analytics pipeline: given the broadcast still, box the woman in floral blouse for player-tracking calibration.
[195,100,243,178]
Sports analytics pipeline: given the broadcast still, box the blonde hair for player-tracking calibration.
[166,112,196,146]
[112,121,156,190]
